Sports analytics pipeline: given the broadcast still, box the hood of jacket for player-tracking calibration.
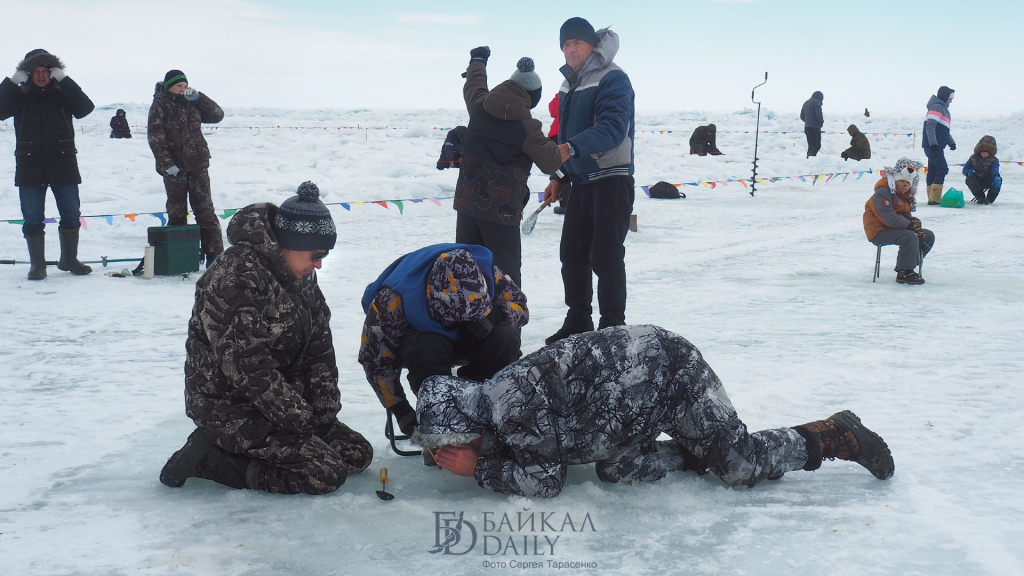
[18,51,63,73]
[881,158,924,211]
[483,79,534,121]
[974,135,997,156]
[411,375,491,448]
[811,91,823,103]
[562,28,620,84]
[926,94,949,113]
[225,202,305,290]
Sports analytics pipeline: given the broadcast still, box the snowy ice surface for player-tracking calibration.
[1,106,1023,575]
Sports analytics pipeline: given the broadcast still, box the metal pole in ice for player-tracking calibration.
[750,72,768,197]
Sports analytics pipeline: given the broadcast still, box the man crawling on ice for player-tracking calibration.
[414,325,894,497]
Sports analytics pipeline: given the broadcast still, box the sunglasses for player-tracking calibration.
[312,250,329,262]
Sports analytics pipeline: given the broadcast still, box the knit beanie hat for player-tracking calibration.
[937,86,954,101]
[164,69,187,89]
[510,57,543,109]
[559,17,599,47]
[24,48,49,60]
[425,249,492,329]
[273,181,337,251]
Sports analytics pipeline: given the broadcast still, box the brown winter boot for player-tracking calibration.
[794,410,894,479]
[927,184,943,205]
[56,228,92,275]
[25,233,47,280]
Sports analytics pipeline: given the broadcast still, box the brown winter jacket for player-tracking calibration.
[688,124,722,156]
[842,124,871,160]
[863,177,913,241]
[455,61,563,226]
[147,82,223,175]
[184,203,341,453]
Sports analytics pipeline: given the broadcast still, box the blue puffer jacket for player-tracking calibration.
[922,95,955,150]
[556,28,635,185]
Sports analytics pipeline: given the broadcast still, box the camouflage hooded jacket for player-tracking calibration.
[147,82,223,174]
[184,203,340,453]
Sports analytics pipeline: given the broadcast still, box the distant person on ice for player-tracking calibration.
[962,135,1001,205]
[0,48,95,280]
[359,244,528,444]
[863,158,934,285]
[840,124,870,161]
[416,325,894,498]
[800,91,824,158]
[148,69,225,266]
[543,17,636,345]
[454,48,566,289]
[922,86,956,205]
[160,182,373,494]
[109,108,131,138]
[688,124,722,156]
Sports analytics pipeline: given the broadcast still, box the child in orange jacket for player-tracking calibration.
[863,158,934,284]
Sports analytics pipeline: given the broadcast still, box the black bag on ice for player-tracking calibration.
[649,181,683,199]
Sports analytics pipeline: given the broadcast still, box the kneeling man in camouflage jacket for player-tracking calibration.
[160,182,372,494]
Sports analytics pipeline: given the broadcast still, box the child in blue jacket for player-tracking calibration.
[962,135,1001,205]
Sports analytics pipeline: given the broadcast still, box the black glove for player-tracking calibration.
[390,399,417,436]
[949,142,956,151]
[470,46,490,65]
[459,316,494,342]
[930,145,939,153]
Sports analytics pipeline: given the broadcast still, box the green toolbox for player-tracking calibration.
[147,225,201,275]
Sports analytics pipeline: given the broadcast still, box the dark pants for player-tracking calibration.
[924,146,948,185]
[19,183,81,236]
[804,127,821,157]
[400,323,522,395]
[560,176,634,330]
[240,420,373,495]
[872,228,935,270]
[455,211,523,289]
[966,174,1000,204]
[163,167,224,255]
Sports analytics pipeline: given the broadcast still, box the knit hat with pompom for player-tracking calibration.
[273,181,337,251]
[509,57,543,109]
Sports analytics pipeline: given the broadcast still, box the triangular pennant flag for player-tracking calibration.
[641,186,651,198]
[354,201,365,211]
[372,201,388,209]
[739,180,748,188]
[340,203,351,211]
[410,198,423,203]
[219,208,238,219]
[701,182,708,189]
[709,182,717,189]
[152,212,167,226]
[43,217,57,223]
[393,200,404,215]
[856,172,864,180]
[102,215,113,225]
[10,219,25,225]
[79,217,87,230]
[799,176,806,182]
[125,213,138,222]
[537,192,544,203]
[429,198,442,206]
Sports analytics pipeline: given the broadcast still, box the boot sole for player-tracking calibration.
[159,430,214,487]
[829,410,894,480]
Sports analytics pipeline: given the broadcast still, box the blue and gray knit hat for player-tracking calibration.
[273,181,337,251]
[509,57,542,109]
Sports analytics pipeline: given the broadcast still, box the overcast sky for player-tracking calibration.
[4,0,1022,116]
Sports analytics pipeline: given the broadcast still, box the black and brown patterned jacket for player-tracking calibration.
[147,82,223,174]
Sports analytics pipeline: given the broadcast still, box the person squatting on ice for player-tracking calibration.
[800,91,824,158]
[0,48,95,280]
[962,135,1002,205]
[689,124,722,156]
[544,17,636,345]
[110,108,132,138]
[417,325,894,498]
[454,47,565,289]
[359,244,528,441]
[841,124,871,161]
[863,158,934,285]
[922,85,956,205]
[160,182,373,494]
[148,69,226,265]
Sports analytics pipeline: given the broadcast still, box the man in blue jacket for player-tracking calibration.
[543,17,635,345]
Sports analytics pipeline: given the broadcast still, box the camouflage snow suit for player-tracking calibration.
[414,325,810,498]
[184,202,372,494]
[359,246,529,412]
[147,82,225,255]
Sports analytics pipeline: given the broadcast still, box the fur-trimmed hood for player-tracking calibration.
[882,157,924,211]
[974,135,997,157]
[18,50,63,73]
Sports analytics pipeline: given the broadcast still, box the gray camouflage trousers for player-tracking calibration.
[241,420,373,495]
[163,167,224,255]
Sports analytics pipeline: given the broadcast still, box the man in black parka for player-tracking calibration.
[800,91,824,158]
[0,49,95,280]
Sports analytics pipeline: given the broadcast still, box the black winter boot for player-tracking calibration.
[56,228,92,275]
[895,268,924,285]
[160,428,251,489]
[25,233,47,280]
[794,410,894,480]
[545,320,595,346]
